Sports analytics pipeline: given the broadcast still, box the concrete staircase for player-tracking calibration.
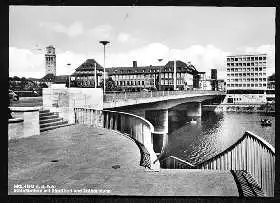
[39,109,70,132]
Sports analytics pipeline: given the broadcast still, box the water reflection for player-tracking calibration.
[166,108,275,165]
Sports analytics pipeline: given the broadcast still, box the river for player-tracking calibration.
[165,107,275,165]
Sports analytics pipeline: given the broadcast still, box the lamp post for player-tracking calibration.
[99,41,110,93]
[67,63,71,88]
[158,59,163,91]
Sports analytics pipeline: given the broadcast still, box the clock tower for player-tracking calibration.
[45,45,56,76]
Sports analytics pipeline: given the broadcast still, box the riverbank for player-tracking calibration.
[203,103,275,113]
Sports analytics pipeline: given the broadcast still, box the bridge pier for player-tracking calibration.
[145,109,169,156]
[185,102,202,117]
[145,109,168,133]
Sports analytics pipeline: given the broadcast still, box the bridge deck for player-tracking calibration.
[9,125,238,196]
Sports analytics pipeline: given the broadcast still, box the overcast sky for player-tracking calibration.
[9,6,275,79]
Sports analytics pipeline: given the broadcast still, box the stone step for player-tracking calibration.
[40,120,68,129]
[40,117,63,124]
[40,113,59,120]
[39,109,50,114]
[40,123,73,132]
[39,111,58,117]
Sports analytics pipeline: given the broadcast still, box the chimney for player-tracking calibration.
[133,61,137,68]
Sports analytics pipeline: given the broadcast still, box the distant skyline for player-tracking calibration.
[9,6,275,79]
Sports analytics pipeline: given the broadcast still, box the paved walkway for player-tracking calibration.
[8,125,239,196]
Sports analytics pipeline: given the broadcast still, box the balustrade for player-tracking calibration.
[74,107,160,170]
[195,131,275,197]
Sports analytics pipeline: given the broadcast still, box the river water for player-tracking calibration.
[165,107,275,165]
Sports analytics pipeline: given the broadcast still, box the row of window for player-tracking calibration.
[227,83,267,87]
[226,56,266,62]
[45,57,55,61]
[111,73,186,80]
[227,62,266,67]
[227,67,266,72]
[115,67,186,74]
[227,78,267,82]
[115,79,185,86]
[227,73,266,77]
[117,80,145,86]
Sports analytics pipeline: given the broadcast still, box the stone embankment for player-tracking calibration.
[203,103,275,113]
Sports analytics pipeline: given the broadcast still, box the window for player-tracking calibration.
[259,73,262,76]
[251,84,254,87]
[247,63,250,66]
[259,67,262,71]
[235,68,238,72]
[227,58,230,62]
[243,68,246,71]
[259,57,262,60]
[235,73,238,76]
[259,78,262,81]
[255,73,258,76]
[255,84,258,87]
[263,84,266,87]
[235,58,238,61]
[227,84,230,87]
[243,84,246,87]
[251,73,254,76]
[227,74,230,77]
[142,81,144,85]
[227,68,230,72]
[263,78,266,81]
[247,84,250,87]
[259,84,262,87]
[239,73,242,77]
[247,68,250,71]
[235,84,238,87]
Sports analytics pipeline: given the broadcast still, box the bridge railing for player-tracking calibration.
[104,90,223,102]
[194,131,275,197]
[74,107,160,170]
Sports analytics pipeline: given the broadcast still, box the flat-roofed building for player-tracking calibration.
[225,54,268,103]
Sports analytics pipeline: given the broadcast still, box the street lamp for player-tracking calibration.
[158,59,163,91]
[67,63,71,88]
[99,41,110,93]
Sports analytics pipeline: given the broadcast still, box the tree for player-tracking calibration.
[100,77,117,92]
[268,73,275,81]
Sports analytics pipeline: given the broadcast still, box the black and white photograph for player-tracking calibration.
[8,6,275,197]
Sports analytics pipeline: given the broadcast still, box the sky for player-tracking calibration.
[9,6,275,79]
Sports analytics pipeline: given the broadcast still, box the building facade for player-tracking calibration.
[45,45,56,76]
[225,54,268,103]
[107,60,199,92]
[71,59,104,87]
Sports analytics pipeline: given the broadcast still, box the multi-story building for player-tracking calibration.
[225,54,268,103]
[107,60,200,91]
[71,59,104,87]
[45,45,56,76]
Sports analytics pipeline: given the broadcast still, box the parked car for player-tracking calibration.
[9,90,19,101]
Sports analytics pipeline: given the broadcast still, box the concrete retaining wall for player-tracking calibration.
[8,107,40,140]
[43,88,103,124]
